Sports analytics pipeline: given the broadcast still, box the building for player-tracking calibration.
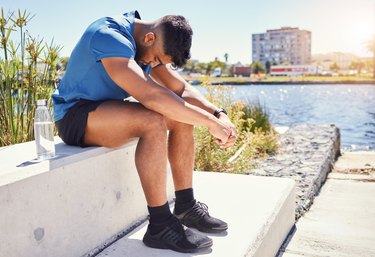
[232,65,251,76]
[270,65,323,76]
[252,27,311,66]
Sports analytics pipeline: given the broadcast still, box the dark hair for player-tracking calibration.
[159,15,192,68]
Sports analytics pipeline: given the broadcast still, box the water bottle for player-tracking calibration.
[34,99,55,160]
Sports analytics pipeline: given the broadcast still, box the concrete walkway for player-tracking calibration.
[279,152,375,257]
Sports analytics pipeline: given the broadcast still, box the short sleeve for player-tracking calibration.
[90,26,136,61]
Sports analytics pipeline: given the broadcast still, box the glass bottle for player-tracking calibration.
[34,99,55,160]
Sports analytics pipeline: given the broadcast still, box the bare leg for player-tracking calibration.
[165,118,195,191]
[84,101,168,207]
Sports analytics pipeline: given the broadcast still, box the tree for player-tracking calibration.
[367,36,375,78]
[207,59,226,75]
[183,60,196,73]
[349,60,366,74]
[364,59,373,74]
[265,60,271,74]
[224,53,229,63]
[250,61,266,75]
[329,62,340,73]
[196,62,207,74]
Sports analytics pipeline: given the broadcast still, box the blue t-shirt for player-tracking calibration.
[52,10,151,121]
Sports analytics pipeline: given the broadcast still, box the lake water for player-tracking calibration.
[199,84,375,151]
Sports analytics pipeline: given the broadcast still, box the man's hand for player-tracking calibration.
[208,113,237,148]
[217,113,237,148]
[149,64,238,148]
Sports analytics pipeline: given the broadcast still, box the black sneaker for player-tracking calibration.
[174,201,228,233]
[142,216,213,253]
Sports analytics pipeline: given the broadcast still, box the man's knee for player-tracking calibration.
[140,110,168,135]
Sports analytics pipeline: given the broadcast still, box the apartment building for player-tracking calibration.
[252,27,311,66]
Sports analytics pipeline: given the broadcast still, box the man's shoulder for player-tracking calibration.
[88,18,136,60]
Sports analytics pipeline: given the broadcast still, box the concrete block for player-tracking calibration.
[0,138,174,257]
[333,151,375,172]
[96,172,296,257]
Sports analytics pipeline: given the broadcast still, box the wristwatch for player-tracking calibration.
[213,108,228,118]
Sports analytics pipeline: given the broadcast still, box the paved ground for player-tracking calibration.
[279,152,375,257]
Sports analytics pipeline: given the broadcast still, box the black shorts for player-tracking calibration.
[55,99,104,147]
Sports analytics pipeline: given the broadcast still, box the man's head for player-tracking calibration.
[157,15,192,68]
[135,15,192,69]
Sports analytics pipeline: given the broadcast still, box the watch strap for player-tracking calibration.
[213,108,227,118]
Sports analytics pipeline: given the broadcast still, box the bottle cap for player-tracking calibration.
[36,99,48,106]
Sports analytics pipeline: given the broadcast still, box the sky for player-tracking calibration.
[2,0,375,64]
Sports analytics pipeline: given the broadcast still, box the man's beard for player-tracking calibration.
[135,44,147,64]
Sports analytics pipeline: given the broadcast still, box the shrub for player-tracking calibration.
[0,9,62,146]
[241,99,272,133]
[194,79,279,173]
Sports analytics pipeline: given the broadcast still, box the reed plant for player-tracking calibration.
[241,99,271,133]
[0,9,62,146]
[194,79,279,173]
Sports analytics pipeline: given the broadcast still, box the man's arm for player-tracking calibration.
[101,57,231,146]
[151,65,237,146]
[150,65,218,113]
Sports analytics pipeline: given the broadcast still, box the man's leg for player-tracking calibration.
[84,101,212,252]
[84,101,169,207]
[166,118,228,233]
[165,118,195,191]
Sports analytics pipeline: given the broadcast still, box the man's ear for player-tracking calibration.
[143,32,156,46]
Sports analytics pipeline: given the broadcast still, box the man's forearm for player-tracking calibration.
[139,83,217,129]
[182,83,218,115]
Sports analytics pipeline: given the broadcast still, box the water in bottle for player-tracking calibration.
[34,99,55,160]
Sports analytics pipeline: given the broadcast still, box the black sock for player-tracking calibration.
[174,188,196,215]
[148,202,174,235]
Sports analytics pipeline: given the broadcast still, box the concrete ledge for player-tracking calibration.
[0,138,174,257]
[95,172,296,257]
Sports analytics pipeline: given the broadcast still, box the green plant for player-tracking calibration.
[241,99,272,133]
[250,61,266,75]
[194,79,279,173]
[0,8,62,146]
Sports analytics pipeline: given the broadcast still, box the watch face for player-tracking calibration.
[219,108,227,114]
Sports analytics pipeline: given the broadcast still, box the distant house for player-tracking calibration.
[270,65,323,76]
[232,65,251,76]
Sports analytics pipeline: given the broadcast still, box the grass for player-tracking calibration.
[194,78,279,173]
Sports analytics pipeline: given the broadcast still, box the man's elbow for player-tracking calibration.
[139,90,169,112]
[140,89,184,115]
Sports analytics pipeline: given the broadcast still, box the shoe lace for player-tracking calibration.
[187,201,209,219]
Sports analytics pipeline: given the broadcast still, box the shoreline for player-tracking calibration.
[184,75,375,85]
[212,80,375,85]
[186,79,375,86]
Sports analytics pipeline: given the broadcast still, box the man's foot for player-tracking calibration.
[143,216,213,253]
[174,201,228,233]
